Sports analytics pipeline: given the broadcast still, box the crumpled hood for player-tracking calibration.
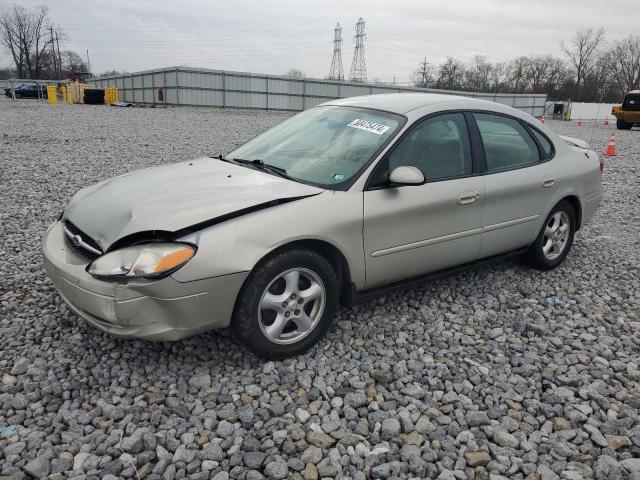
[63,157,323,250]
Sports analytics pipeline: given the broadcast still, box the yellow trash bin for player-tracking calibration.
[47,85,57,104]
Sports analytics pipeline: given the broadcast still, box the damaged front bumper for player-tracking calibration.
[42,221,248,341]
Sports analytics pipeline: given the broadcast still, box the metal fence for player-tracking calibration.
[92,66,547,117]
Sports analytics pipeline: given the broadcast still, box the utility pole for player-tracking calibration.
[86,49,91,74]
[49,27,58,80]
[55,31,62,80]
[328,23,344,81]
[349,18,367,82]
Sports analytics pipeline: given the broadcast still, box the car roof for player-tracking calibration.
[322,92,503,115]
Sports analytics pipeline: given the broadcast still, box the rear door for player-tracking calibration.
[363,112,485,288]
[472,113,559,257]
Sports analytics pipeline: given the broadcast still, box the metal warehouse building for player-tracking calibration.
[92,66,547,117]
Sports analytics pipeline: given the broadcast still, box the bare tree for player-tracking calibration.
[608,35,640,95]
[435,57,465,91]
[464,55,492,92]
[98,69,127,77]
[286,68,305,79]
[0,4,52,78]
[561,27,605,100]
[544,56,569,99]
[526,55,551,93]
[487,61,512,93]
[413,57,434,88]
[61,50,87,74]
[509,56,531,93]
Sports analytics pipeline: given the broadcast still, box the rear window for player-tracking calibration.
[474,113,540,173]
[530,127,554,159]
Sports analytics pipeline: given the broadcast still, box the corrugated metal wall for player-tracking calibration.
[91,66,547,116]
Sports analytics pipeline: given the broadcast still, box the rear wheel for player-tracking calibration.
[231,249,339,359]
[617,118,632,130]
[523,200,576,270]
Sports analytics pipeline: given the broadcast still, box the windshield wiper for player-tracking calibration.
[231,158,293,180]
[212,154,234,163]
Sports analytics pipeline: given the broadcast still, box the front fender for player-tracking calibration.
[171,191,366,289]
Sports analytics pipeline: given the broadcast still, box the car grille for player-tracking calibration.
[63,221,103,259]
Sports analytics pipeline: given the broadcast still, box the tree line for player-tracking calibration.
[413,28,640,103]
[0,5,88,80]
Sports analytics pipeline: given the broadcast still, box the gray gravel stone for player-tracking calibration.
[244,451,266,469]
[24,456,51,478]
[300,445,323,464]
[466,410,491,427]
[264,461,289,479]
[0,104,638,480]
[381,418,402,440]
[10,357,29,375]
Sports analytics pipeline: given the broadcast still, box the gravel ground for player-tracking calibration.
[1,97,639,480]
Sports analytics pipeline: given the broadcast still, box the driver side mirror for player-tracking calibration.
[388,166,425,185]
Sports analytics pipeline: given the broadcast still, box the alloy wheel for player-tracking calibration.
[258,268,326,345]
[542,211,570,261]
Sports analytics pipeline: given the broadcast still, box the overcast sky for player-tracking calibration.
[3,0,639,83]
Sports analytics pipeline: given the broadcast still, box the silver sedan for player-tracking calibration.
[42,93,603,358]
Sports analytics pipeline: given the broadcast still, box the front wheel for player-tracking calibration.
[617,118,632,130]
[231,249,339,359]
[523,200,576,270]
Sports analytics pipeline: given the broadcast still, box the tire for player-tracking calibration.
[523,200,576,270]
[617,118,632,130]
[231,249,339,359]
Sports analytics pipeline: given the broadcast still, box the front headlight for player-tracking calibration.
[87,243,196,279]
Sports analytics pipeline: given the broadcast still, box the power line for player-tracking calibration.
[328,23,344,80]
[349,18,366,82]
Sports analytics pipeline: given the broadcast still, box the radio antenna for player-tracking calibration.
[588,89,606,151]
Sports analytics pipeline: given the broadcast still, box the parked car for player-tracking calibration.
[42,94,603,358]
[4,82,47,99]
[612,90,640,130]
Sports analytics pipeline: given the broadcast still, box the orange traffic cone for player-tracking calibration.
[603,132,617,157]
[540,116,545,124]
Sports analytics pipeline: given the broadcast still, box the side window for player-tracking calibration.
[387,113,472,181]
[474,113,540,173]
[530,127,554,159]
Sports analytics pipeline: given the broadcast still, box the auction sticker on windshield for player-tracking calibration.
[347,119,390,135]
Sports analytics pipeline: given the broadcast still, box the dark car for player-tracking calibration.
[4,82,47,99]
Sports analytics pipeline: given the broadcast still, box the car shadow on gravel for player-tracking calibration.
[52,244,587,376]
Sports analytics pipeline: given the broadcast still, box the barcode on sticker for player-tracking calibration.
[347,119,390,135]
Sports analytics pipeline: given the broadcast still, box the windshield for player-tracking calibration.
[227,106,402,188]
[623,94,640,111]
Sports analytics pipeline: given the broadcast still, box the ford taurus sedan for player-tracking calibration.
[42,93,603,358]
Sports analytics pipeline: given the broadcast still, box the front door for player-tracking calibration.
[363,112,485,288]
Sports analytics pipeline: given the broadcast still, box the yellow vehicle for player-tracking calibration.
[612,90,640,130]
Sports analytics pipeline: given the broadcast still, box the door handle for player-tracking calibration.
[542,177,556,188]
[458,190,480,205]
